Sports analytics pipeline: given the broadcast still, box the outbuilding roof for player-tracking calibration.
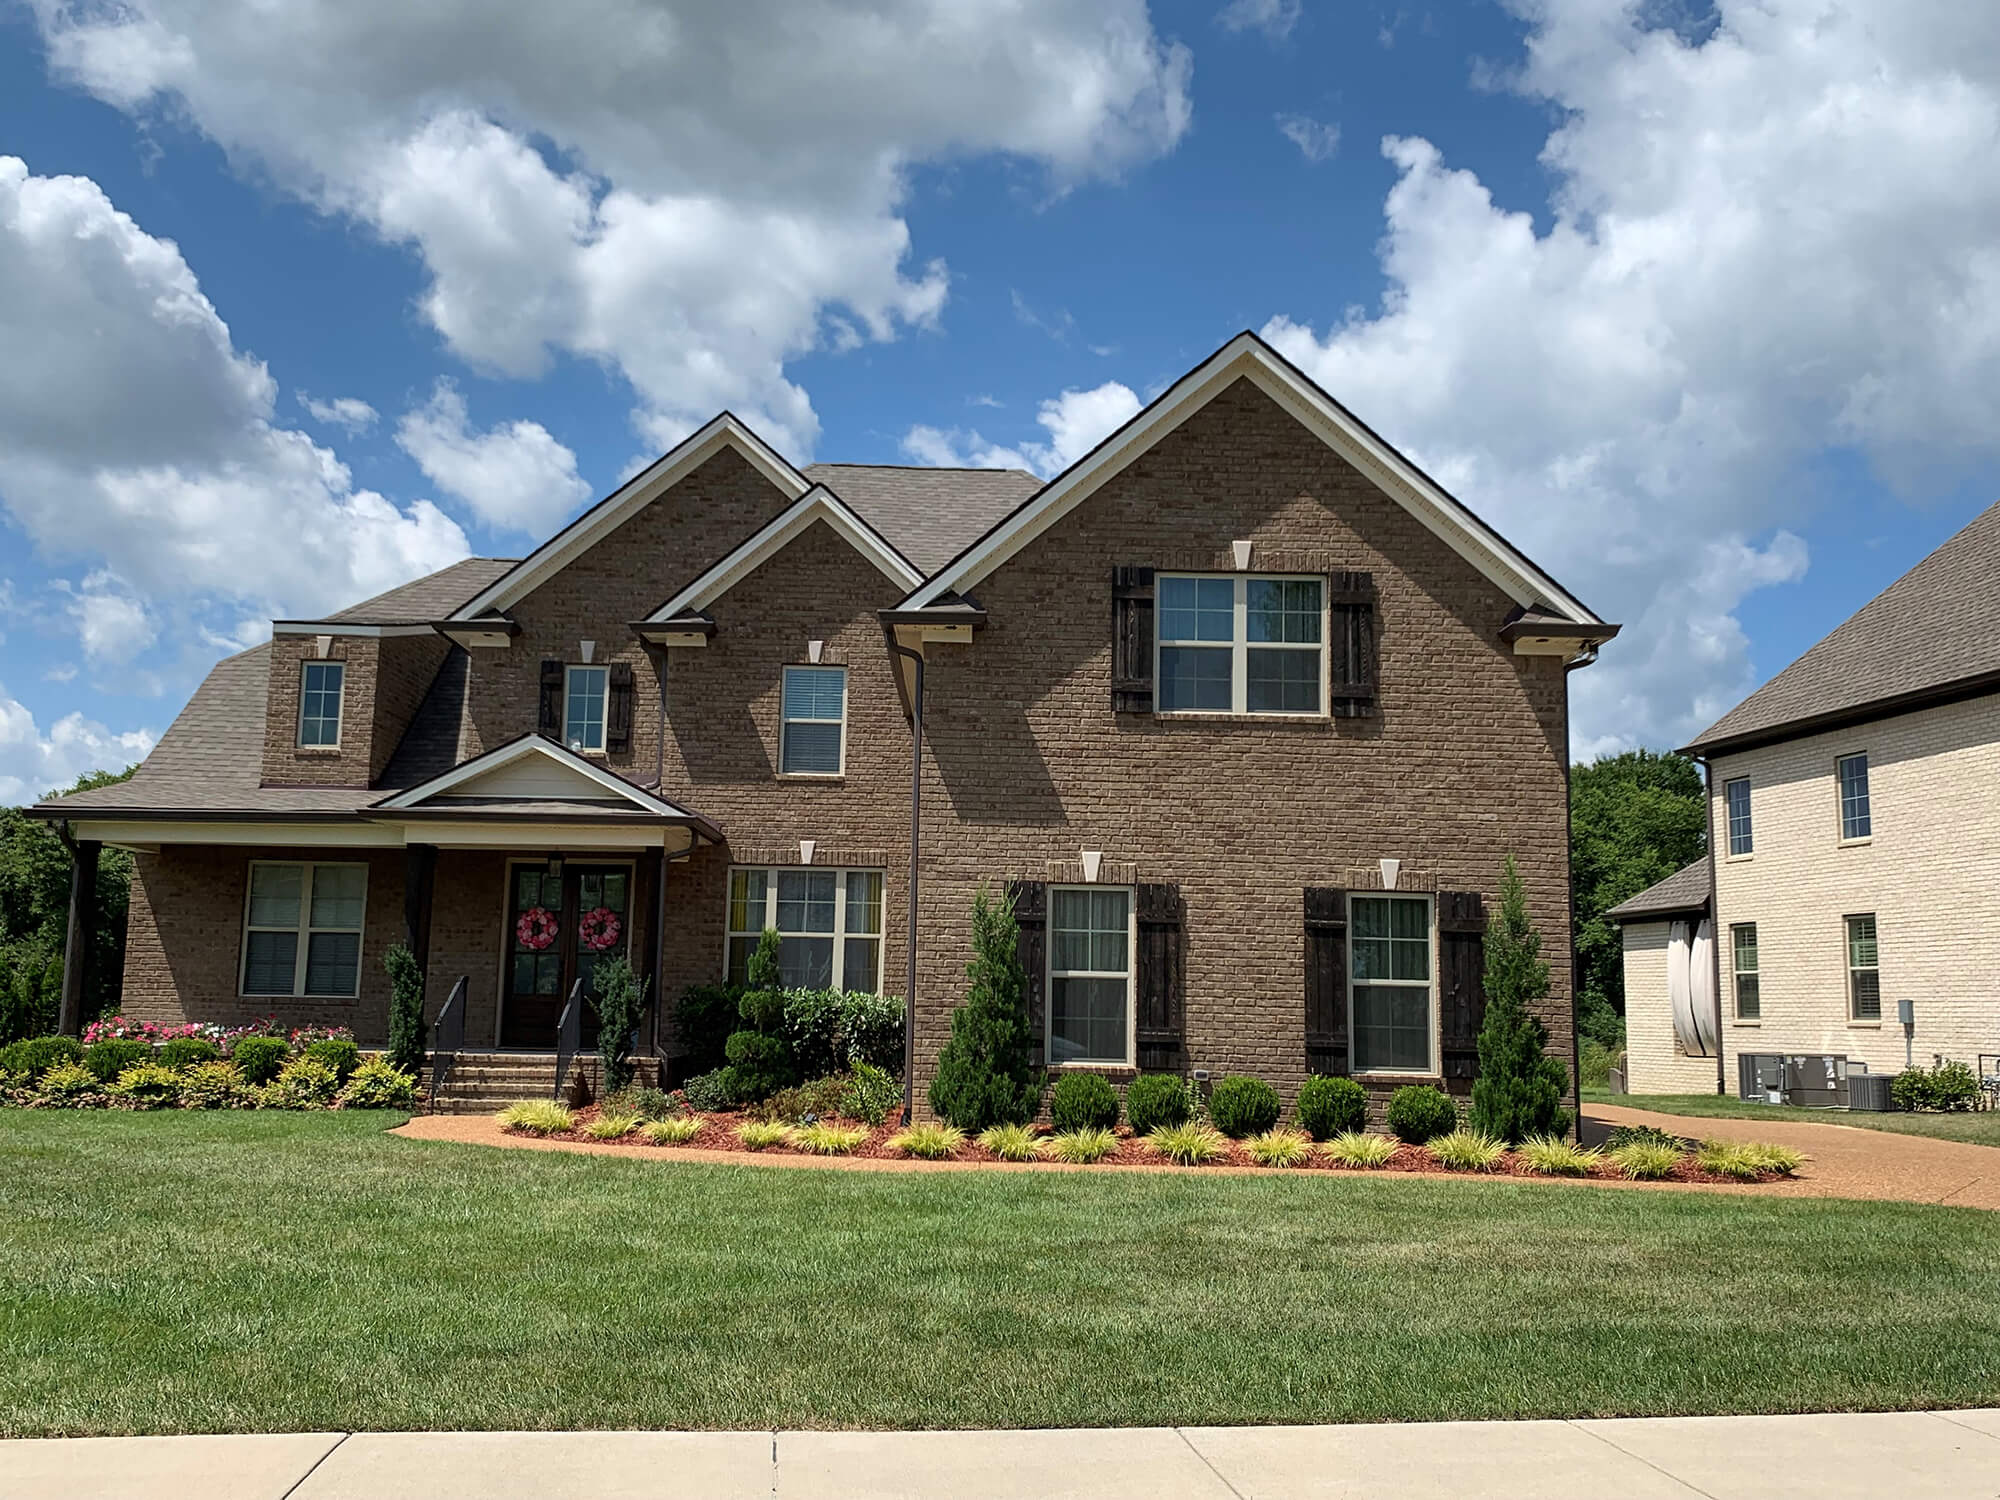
[1606,859,1711,921]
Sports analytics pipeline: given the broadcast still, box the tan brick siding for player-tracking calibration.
[1621,918,1725,1093]
[262,637,379,787]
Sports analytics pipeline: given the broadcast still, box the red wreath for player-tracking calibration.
[515,906,558,951]
[579,906,622,952]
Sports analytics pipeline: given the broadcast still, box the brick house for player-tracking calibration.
[33,333,1617,1113]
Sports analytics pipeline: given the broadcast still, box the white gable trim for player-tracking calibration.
[372,735,694,817]
[901,333,1604,625]
[645,485,923,622]
[450,413,810,622]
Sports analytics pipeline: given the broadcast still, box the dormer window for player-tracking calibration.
[298,661,344,747]
[565,666,609,753]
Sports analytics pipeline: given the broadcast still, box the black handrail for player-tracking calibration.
[553,978,584,1101]
[427,975,469,1109]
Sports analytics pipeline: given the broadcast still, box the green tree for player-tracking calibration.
[1469,856,1571,1144]
[722,929,794,1100]
[593,955,649,1095]
[384,943,428,1076]
[1570,749,1705,1048]
[928,884,1042,1131]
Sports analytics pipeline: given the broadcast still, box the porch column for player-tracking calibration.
[403,842,437,973]
[646,845,667,1056]
[57,837,101,1038]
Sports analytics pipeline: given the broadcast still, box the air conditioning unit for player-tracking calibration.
[1737,1053,1785,1102]
[1850,1073,1894,1112]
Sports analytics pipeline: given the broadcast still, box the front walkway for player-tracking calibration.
[5,1411,1998,1498]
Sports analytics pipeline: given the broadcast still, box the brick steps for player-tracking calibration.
[419,1052,659,1115]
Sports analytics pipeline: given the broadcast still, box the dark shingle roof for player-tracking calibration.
[805,464,1042,575]
[1606,860,1711,921]
[316,557,519,625]
[1685,499,2000,754]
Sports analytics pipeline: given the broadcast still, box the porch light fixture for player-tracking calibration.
[546,857,564,881]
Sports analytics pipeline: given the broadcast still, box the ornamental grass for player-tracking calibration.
[1425,1129,1507,1172]
[1243,1128,1314,1167]
[642,1116,703,1145]
[793,1122,870,1156]
[584,1112,643,1141]
[496,1099,574,1136]
[885,1122,964,1159]
[1040,1127,1117,1164]
[735,1120,792,1151]
[1515,1134,1600,1177]
[1321,1131,1398,1168]
[1145,1122,1228,1166]
[977,1122,1040,1161]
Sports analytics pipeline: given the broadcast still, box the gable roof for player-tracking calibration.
[1684,498,2000,756]
[1607,859,1711,922]
[316,558,518,626]
[370,733,710,828]
[899,331,1609,630]
[803,464,1043,575]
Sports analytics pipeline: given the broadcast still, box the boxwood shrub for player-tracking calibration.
[1208,1075,1281,1138]
[1,1034,84,1082]
[84,1038,153,1084]
[305,1037,362,1083]
[229,1035,290,1084]
[1124,1073,1194,1135]
[1296,1074,1368,1140]
[1385,1084,1457,1144]
[1048,1070,1120,1132]
[157,1037,221,1071]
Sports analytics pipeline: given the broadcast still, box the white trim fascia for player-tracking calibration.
[901,334,1602,627]
[645,486,923,623]
[372,735,695,818]
[91,821,403,850]
[271,622,438,639]
[450,413,811,622]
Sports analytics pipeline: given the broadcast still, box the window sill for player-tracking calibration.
[1847,1020,1883,1029]
[238,992,361,1001]
[1838,837,1873,848]
[1351,1070,1442,1083]
[293,746,343,757]
[1733,1019,1761,1027]
[1152,711,1332,724]
[1050,1060,1135,1075]
[1724,853,1754,863]
[777,772,845,782]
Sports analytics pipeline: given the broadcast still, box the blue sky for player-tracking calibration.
[3,0,1998,800]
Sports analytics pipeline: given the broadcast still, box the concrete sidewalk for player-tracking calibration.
[5,1411,1999,1499]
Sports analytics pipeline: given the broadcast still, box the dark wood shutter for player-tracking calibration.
[1111,566,1156,713]
[1134,883,1185,1071]
[1007,880,1047,1042]
[1304,887,1348,1075]
[1329,571,1378,718]
[1438,891,1487,1080]
[605,661,634,753]
[538,659,564,738]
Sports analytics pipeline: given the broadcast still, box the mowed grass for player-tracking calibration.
[1586,1089,2000,1148]
[3,1111,1998,1436]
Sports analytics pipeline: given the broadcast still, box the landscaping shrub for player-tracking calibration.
[0,950,60,1047]
[928,885,1042,1131]
[230,1035,290,1085]
[681,1067,740,1112]
[1892,1060,1979,1113]
[585,1112,642,1140]
[109,1063,182,1109]
[1323,1131,1397,1168]
[304,1037,361,1084]
[180,1061,251,1109]
[1385,1084,1456,1144]
[1042,1127,1117,1164]
[1145,1122,1227,1165]
[783,987,904,1076]
[384,942,427,1077]
[35,1061,100,1103]
[837,1061,900,1126]
[1695,1140,1763,1180]
[602,1085,675,1121]
[261,1056,340,1109]
[885,1121,964,1159]
[497,1099,573,1135]
[754,1074,848,1123]
[593,955,649,1096]
[84,1038,152,1084]
[719,933,797,1103]
[643,1116,702,1145]
[1049,1071,1120,1132]
[337,1059,419,1110]
[978,1122,1040,1161]
[1608,1141,1682,1180]
[1468,857,1572,1144]
[157,1037,220,1071]
[1517,1134,1599,1176]
[1245,1127,1314,1167]
[1208,1075,1280,1138]
[672,983,743,1077]
[1604,1123,1685,1152]
[1124,1072,1195,1135]
[1427,1129,1507,1171]
[1,1034,83,1082]
[1295,1075,1367,1140]
[1579,1038,1621,1091]
[793,1122,869,1155]
[735,1120,791,1151]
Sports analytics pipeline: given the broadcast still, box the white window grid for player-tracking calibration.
[298,661,344,748]
[1154,573,1329,717]
[724,866,883,992]
[565,665,608,753]
[240,860,367,998]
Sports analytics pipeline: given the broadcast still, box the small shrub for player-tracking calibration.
[1245,1127,1314,1167]
[1468,856,1571,1143]
[673,983,744,1077]
[1041,1127,1117,1163]
[755,1074,850,1123]
[885,1121,964,1159]
[1603,1123,1685,1152]
[1695,1140,1763,1180]
[261,1056,340,1109]
[36,1061,100,1102]
[1208,1075,1280,1138]
[735,1119,792,1151]
[681,1067,739,1113]
[783,987,905,1076]
[928,885,1042,1131]
[1,1034,84,1083]
[794,1121,870,1155]
[722,1029,797,1103]
[384,941,427,1077]
[84,1038,152,1084]
[1517,1133,1599,1176]
[601,1085,675,1121]
[585,1111,642,1140]
[1426,1129,1506,1171]
[1322,1131,1397,1168]
[643,1116,703,1145]
[1385,1085,1457,1144]
[1124,1072,1195,1134]
[304,1037,362,1083]
[336,1059,419,1110]
[1892,1060,1980,1113]
[157,1037,220,1071]
[179,1060,250,1109]
[838,1061,901,1127]
[1048,1071,1120,1132]
[593,955,649,1097]
[1295,1075,1367,1140]
[1608,1141,1683,1180]
[497,1099,574,1135]
[1146,1122,1228,1165]
[978,1122,1040,1161]
[230,1035,291,1084]
[110,1063,182,1109]
[1736,1141,1806,1176]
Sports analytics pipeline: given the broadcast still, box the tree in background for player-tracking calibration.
[1469,856,1570,1143]
[1569,749,1705,1051]
[928,884,1043,1131]
[0,767,138,1040]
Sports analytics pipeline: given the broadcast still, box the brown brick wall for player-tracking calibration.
[261,636,380,787]
[371,635,453,780]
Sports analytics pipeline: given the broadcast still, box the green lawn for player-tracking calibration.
[1585,1088,2000,1147]
[4,1111,1998,1436]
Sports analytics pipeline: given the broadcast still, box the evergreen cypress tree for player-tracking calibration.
[928,884,1043,1130]
[1468,856,1572,1143]
[384,942,427,1077]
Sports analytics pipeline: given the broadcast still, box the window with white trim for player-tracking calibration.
[779,666,846,774]
[242,862,367,997]
[298,661,344,747]
[1846,914,1880,1021]
[1048,886,1133,1065]
[565,665,608,752]
[727,867,882,990]
[1837,753,1871,840]
[1156,574,1325,715]
[1725,777,1753,856]
[1731,922,1760,1020]
[1349,893,1435,1073]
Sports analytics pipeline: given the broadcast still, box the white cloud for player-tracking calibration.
[1276,114,1340,163]
[395,380,592,536]
[0,688,155,804]
[58,571,157,666]
[298,392,379,432]
[1263,0,2000,753]
[903,381,1142,477]
[29,0,1193,457]
[1217,0,1302,43]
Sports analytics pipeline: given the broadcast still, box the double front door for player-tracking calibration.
[502,861,633,1050]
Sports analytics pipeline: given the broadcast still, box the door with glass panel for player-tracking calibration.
[502,861,632,1048]
[725,867,883,991]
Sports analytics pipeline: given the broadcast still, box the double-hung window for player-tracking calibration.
[1048,887,1133,1065]
[1157,574,1325,715]
[1349,894,1435,1073]
[298,661,344,747]
[726,867,882,990]
[1730,923,1760,1020]
[1837,753,1871,840]
[1724,778,1754,856]
[1846,914,1880,1021]
[780,666,846,775]
[242,862,366,997]
[565,666,608,753]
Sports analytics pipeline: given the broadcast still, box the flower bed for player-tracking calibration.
[1,1023,415,1112]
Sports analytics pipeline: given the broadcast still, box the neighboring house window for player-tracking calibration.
[726,867,881,990]
[1846,914,1880,1021]
[564,666,608,752]
[780,666,846,775]
[298,661,344,747]
[1156,574,1325,715]
[1731,923,1760,1020]
[1725,777,1753,855]
[242,862,366,997]
[1837,753,1872,840]
[1047,886,1133,1066]
[1349,894,1435,1073]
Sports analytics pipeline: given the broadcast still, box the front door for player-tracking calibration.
[501,861,634,1049]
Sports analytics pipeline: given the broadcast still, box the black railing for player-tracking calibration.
[427,975,469,1110]
[553,978,584,1101]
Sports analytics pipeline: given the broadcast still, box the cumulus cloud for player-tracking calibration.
[1264,0,2000,752]
[395,380,592,536]
[0,688,156,804]
[1217,0,1302,43]
[1276,114,1340,163]
[298,392,378,432]
[28,0,1193,456]
[58,572,157,667]
[903,381,1142,477]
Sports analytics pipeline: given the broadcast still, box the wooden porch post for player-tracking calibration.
[646,846,667,1058]
[57,836,101,1038]
[403,843,437,974]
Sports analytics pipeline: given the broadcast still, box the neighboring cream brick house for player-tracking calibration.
[1610,861,1719,1095]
